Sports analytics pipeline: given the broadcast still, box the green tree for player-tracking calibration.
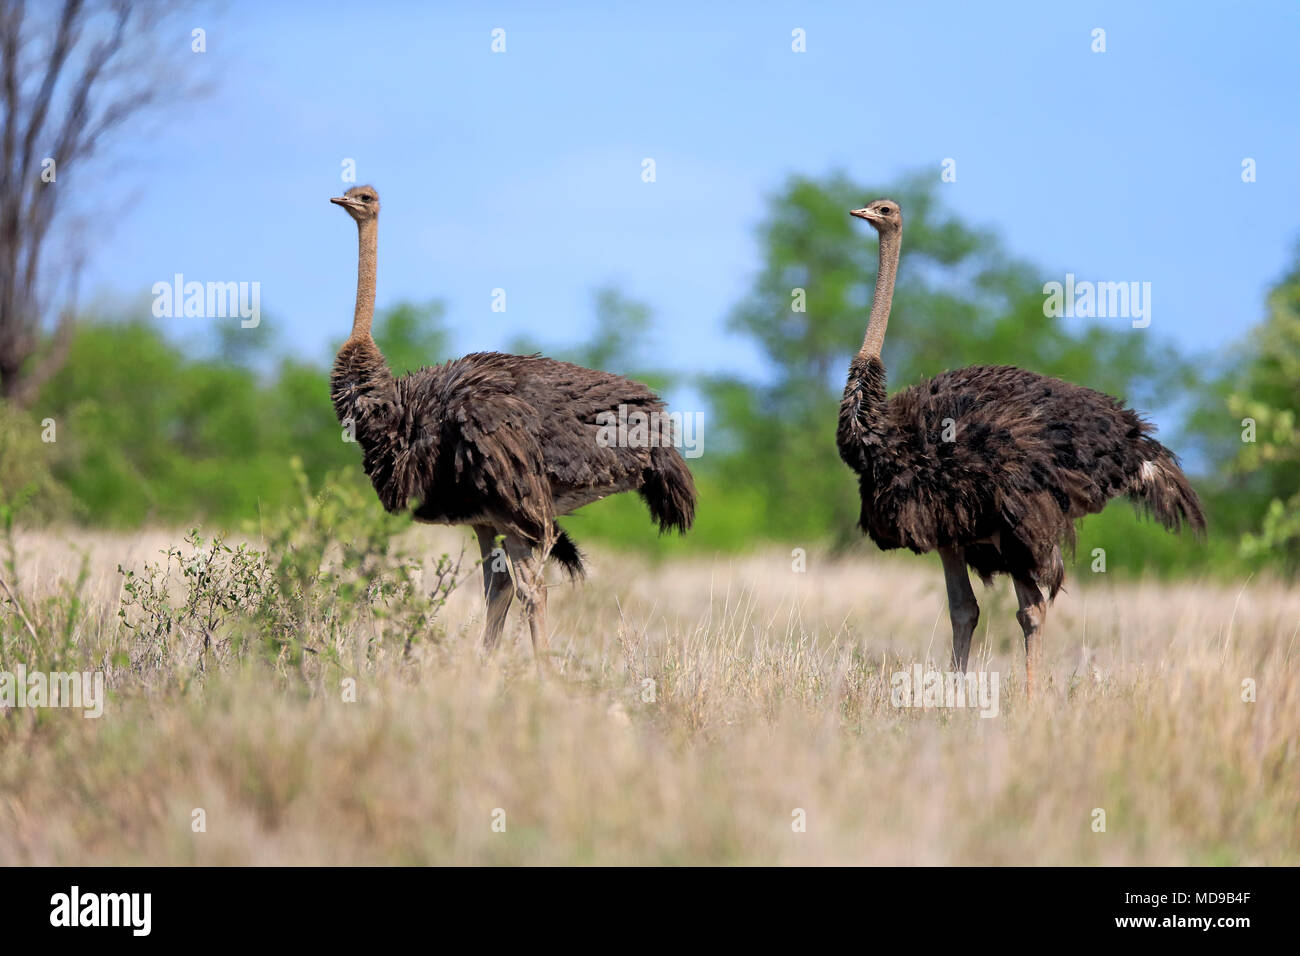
[20,301,453,528]
[1225,249,1300,570]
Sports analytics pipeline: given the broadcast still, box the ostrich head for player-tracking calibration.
[850,198,901,233]
[330,185,380,221]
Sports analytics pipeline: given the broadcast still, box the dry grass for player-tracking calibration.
[1,526,1297,865]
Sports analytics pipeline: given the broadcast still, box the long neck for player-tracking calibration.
[859,227,900,359]
[349,218,378,342]
[332,215,397,445]
[837,226,899,467]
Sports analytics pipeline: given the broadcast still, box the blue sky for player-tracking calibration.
[85,0,1300,405]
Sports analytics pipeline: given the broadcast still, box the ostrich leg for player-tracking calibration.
[475,526,514,652]
[505,533,552,664]
[939,547,980,672]
[1013,577,1047,699]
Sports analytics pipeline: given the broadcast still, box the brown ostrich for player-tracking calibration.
[330,185,695,658]
[837,199,1204,696]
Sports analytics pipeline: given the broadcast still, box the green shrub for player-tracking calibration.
[116,461,470,684]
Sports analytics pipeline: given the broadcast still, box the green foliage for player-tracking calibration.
[0,400,75,523]
[553,473,765,556]
[31,317,322,525]
[1073,505,1240,579]
[118,530,267,675]
[27,304,448,527]
[1223,250,1300,570]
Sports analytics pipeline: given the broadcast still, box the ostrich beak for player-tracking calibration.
[850,207,879,222]
[330,196,359,209]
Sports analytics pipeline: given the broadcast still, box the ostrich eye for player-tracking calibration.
[361,195,372,203]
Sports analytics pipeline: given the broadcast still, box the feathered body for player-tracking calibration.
[331,340,695,563]
[837,353,1203,597]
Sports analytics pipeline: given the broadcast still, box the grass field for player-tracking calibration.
[1,524,1297,865]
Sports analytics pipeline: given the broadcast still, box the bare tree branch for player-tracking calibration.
[18,0,82,186]
[0,0,199,405]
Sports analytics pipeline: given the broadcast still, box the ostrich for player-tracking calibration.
[330,185,695,659]
[837,199,1204,696]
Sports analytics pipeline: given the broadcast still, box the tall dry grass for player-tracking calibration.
[1,524,1296,865]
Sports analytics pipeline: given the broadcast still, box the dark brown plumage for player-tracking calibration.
[838,199,1204,696]
[330,186,695,658]
[332,344,695,550]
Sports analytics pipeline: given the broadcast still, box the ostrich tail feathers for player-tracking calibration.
[640,445,696,534]
[1127,450,1206,538]
[550,528,586,580]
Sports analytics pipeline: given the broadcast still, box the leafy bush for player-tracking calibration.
[0,400,75,524]
[117,461,469,683]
